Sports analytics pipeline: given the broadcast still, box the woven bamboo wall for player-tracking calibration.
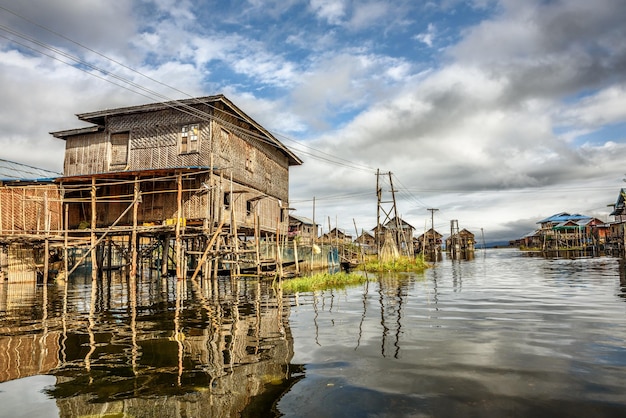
[0,185,62,234]
[64,173,283,233]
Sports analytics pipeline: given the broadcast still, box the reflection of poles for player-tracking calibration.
[355,277,369,350]
[85,278,97,374]
[40,275,49,373]
[61,266,68,364]
[130,266,138,375]
[394,286,403,359]
[378,283,388,357]
[174,279,183,386]
[313,292,321,346]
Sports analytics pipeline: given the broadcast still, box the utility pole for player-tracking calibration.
[481,227,486,250]
[427,208,438,260]
[376,169,401,260]
[376,169,381,257]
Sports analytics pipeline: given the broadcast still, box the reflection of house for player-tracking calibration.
[47,275,296,417]
[0,282,61,382]
[0,159,62,282]
[0,333,60,383]
[288,215,318,244]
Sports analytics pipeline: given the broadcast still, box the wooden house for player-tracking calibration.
[52,95,302,236]
[415,228,443,254]
[288,214,318,244]
[49,95,303,277]
[321,228,352,244]
[373,217,415,256]
[446,228,475,255]
[355,230,376,254]
[610,189,626,223]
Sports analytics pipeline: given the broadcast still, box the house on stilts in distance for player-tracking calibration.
[50,94,302,277]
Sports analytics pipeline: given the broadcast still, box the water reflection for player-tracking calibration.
[2,250,626,417]
[0,272,297,417]
[279,251,626,417]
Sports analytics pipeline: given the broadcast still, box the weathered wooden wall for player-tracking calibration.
[62,102,291,203]
[63,131,108,176]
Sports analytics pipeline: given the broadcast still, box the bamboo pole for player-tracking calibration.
[175,173,182,280]
[65,193,140,278]
[43,191,49,283]
[293,239,299,275]
[255,213,261,275]
[22,188,26,233]
[64,198,68,279]
[190,220,224,282]
[90,177,97,282]
[130,176,140,279]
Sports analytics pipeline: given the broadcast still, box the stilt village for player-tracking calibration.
[1,95,625,284]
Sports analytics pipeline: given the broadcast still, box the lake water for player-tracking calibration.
[1,249,626,417]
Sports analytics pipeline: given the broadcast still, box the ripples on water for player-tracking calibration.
[0,249,626,417]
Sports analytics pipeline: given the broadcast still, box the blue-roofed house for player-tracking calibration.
[0,159,62,236]
[536,212,595,250]
[1,159,62,282]
[0,158,61,185]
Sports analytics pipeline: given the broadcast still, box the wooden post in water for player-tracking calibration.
[175,173,183,280]
[43,190,49,283]
[293,239,299,275]
[90,177,97,282]
[130,176,140,279]
[255,213,261,275]
[64,197,68,279]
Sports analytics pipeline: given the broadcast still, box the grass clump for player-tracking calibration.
[281,272,368,293]
[364,256,429,273]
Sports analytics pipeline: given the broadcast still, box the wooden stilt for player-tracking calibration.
[90,177,97,282]
[175,173,183,280]
[43,191,49,283]
[64,198,68,279]
[162,236,170,276]
[130,176,140,279]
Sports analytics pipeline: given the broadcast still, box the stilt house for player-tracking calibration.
[288,215,318,244]
[49,95,302,276]
[52,95,302,238]
[445,228,475,254]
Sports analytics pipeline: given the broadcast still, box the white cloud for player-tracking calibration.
[309,0,347,25]
[415,23,436,47]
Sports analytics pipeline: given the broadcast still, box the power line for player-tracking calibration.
[0,5,376,174]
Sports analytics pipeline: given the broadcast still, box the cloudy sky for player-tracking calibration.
[1,0,626,243]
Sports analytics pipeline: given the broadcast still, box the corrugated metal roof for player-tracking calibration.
[0,158,61,182]
[537,212,591,224]
[289,214,316,225]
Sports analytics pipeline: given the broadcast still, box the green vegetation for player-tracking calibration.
[364,256,429,273]
[281,272,368,293]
